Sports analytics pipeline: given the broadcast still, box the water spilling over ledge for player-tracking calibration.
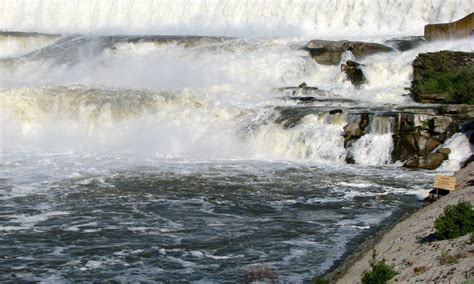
[0,1,473,282]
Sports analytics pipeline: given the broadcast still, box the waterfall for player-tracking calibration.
[349,116,396,166]
[0,0,470,37]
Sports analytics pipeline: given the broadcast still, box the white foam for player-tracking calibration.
[439,131,474,172]
[0,0,469,38]
[5,211,70,230]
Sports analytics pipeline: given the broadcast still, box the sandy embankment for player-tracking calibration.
[330,162,474,283]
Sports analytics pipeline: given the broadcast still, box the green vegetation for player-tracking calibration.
[313,277,330,284]
[422,66,474,104]
[412,51,474,104]
[439,250,460,265]
[361,250,397,284]
[434,201,474,240]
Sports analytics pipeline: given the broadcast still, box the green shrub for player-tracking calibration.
[434,201,474,240]
[313,277,330,284]
[439,250,460,265]
[361,250,397,284]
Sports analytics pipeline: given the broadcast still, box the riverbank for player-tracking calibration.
[326,161,474,283]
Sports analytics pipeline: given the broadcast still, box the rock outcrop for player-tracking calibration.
[392,113,458,169]
[306,40,392,65]
[343,113,370,148]
[341,60,366,86]
[411,51,474,104]
[274,104,470,170]
[425,13,474,41]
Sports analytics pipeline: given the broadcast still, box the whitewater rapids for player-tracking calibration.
[0,0,473,282]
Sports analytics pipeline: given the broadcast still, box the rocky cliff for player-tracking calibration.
[411,51,474,104]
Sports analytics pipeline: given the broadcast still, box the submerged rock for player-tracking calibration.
[341,60,366,86]
[275,85,325,97]
[411,51,474,104]
[306,39,392,65]
[424,13,474,41]
[384,36,426,52]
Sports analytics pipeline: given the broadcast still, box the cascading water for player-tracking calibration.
[0,1,473,282]
[0,0,471,37]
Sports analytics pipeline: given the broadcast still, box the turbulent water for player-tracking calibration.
[1,0,473,282]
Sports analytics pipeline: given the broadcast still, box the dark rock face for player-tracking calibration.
[329,109,343,115]
[306,40,392,65]
[341,60,366,86]
[411,51,474,104]
[424,13,474,41]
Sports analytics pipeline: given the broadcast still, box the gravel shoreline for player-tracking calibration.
[324,162,474,283]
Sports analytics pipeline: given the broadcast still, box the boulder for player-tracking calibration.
[341,60,366,86]
[298,82,307,88]
[342,113,370,148]
[419,136,441,155]
[306,40,392,65]
[436,147,451,157]
[404,151,449,170]
[344,123,363,137]
[417,152,448,170]
[424,13,474,41]
[411,51,474,104]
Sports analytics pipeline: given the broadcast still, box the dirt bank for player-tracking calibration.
[328,162,474,283]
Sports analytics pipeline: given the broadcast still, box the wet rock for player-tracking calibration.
[342,113,370,148]
[329,109,343,115]
[461,120,474,132]
[432,116,454,135]
[391,111,463,170]
[298,82,307,88]
[418,136,441,155]
[306,39,393,65]
[275,86,326,97]
[344,123,363,138]
[425,13,474,41]
[436,148,451,157]
[411,51,474,104]
[393,132,420,162]
[409,152,447,170]
[461,155,474,168]
[341,60,366,86]
[384,36,426,52]
[292,96,317,102]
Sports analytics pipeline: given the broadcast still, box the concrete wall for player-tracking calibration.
[425,13,474,40]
